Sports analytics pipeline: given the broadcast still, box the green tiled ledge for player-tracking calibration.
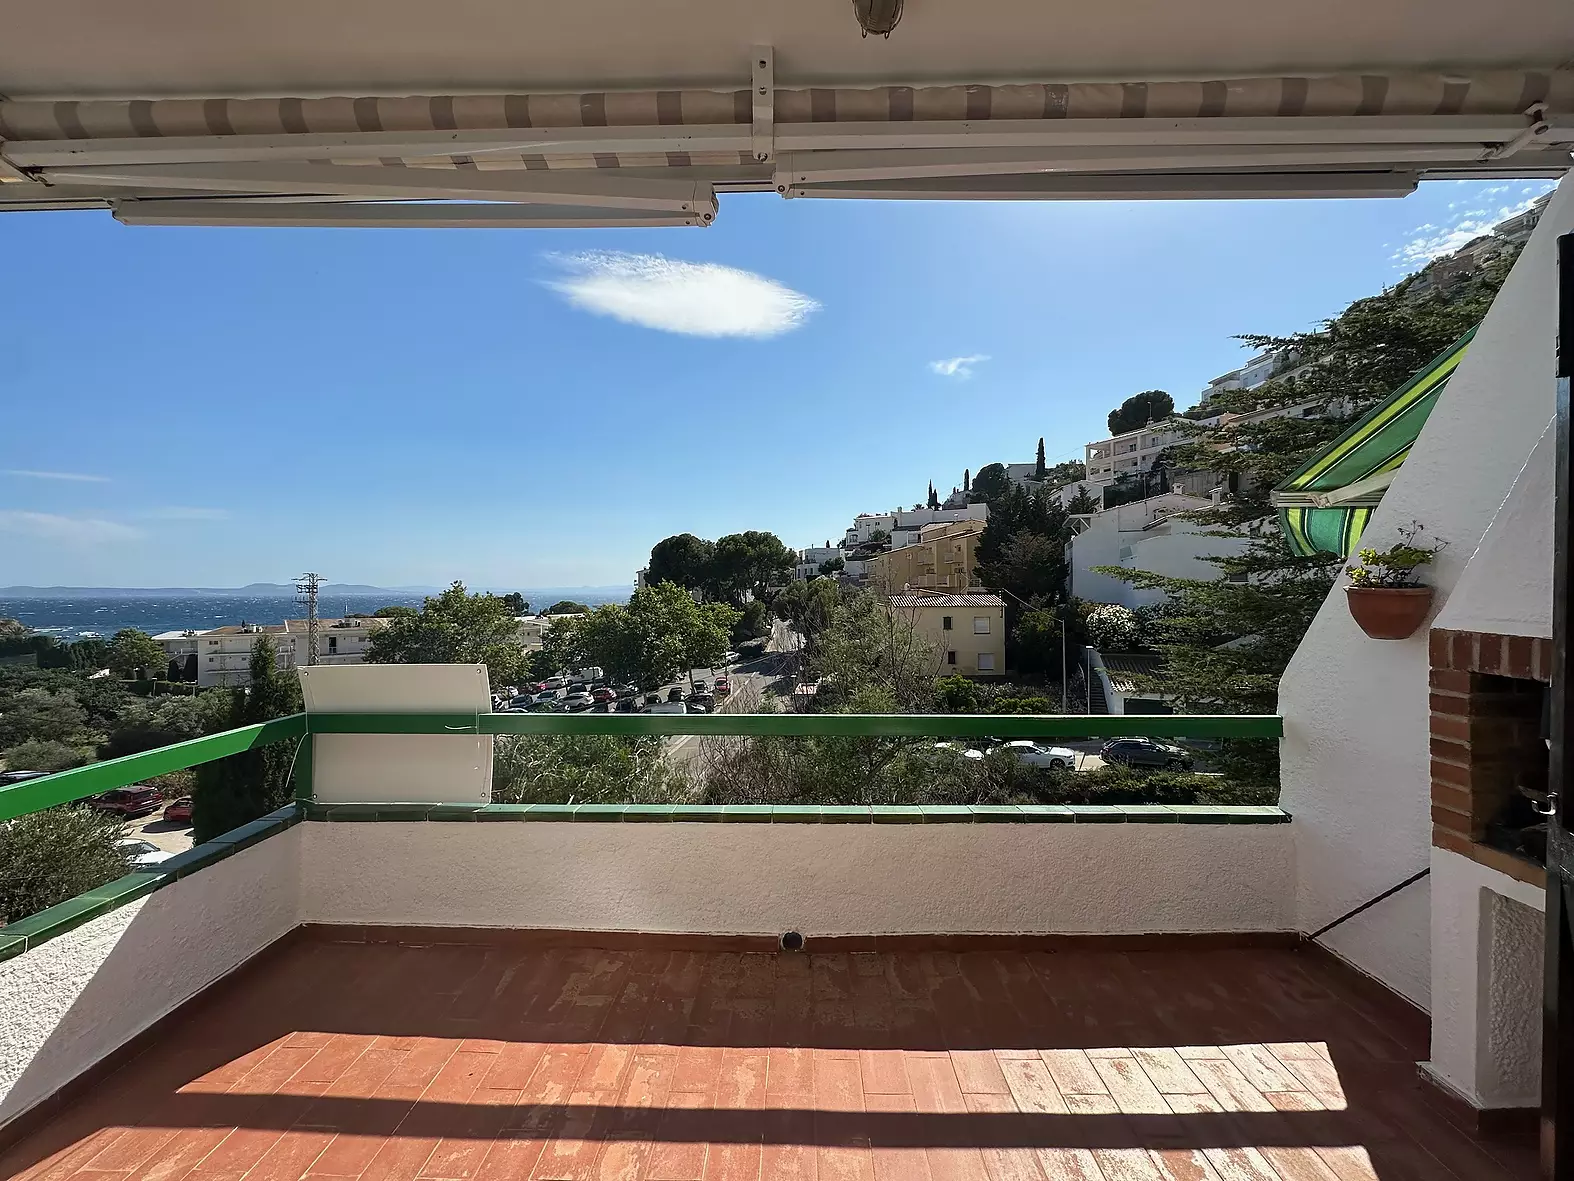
[0,804,302,965]
[304,802,1289,825]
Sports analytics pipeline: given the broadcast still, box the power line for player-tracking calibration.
[294,572,322,666]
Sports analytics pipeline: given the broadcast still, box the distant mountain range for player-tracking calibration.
[0,584,632,599]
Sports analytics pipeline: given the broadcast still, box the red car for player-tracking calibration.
[89,786,163,818]
[713,678,731,696]
[163,796,194,823]
[591,687,617,704]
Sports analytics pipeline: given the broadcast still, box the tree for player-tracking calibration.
[544,600,592,616]
[100,695,216,760]
[710,531,795,605]
[107,628,167,680]
[554,583,738,690]
[810,591,942,712]
[772,579,842,652]
[1064,485,1100,515]
[0,738,94,772]
[193,635,303,842]
[1108,390,1175,436]
[1041,460,1087,490]
[985,531,1069,606]
[500,593,529,615]
[865,529,891,553]
[1035,438,1047,479]
[647,533,716,596]
[818,556,846,576]
[0,807,129,923]
[366,582,527,687]
[963,469,971,493]
[927,482,939,509]
[0,686,88,748]
[968,462,1012,505]
[1012,609,1064,676]
[69,637,110,671]
[732,600,773,647]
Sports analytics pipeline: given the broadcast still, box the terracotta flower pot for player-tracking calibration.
[1345,585,1434,640]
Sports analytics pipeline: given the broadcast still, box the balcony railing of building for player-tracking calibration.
[0,700,1297,1139]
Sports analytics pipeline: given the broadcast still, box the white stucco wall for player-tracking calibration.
[298,821,1295,937]
[0,829,302,1129]
[1426,848,1545,1109]
[1279,175,1574,1011]
[1434,419,1555,640]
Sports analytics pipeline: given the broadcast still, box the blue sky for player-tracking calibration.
[0,177,1554,589]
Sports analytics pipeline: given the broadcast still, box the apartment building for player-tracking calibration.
[866,520,984,595]
[890,590,1005,677]
[886,504,988,548]
[156,616,389,688]
[1082,420,1188,491]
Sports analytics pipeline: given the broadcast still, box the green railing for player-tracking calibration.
[0,710,1282,822]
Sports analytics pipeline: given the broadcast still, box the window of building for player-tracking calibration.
[942,616,953,631]
[946,651,957,666]
[328,636,338,654]
[977,652,996,672]
[973,617,990,634]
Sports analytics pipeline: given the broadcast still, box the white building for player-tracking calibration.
[1280,178,1572,1115]
[1082,420,1188,491]
[886,504,988,549]
[1067,491,1249,609]
[794,545,843,581]
[157,617,389,688]
[1198,347,1299,407]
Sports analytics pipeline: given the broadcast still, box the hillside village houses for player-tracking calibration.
[154,616,389,689]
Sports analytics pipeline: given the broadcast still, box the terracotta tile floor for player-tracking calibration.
[0,938,1539,1181]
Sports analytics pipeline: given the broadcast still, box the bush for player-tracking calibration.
[492,734,689,804]
[0,738,95,772]
[1084,604,1140,651]
[0,806,130,922]
[935,675,980,713]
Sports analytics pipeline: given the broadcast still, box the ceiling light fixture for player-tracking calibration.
[852,0,903,38]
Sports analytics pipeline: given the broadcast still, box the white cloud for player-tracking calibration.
[1393,184,1555,268]
[0,510,141,543]
[544,251,818,338]
[929,354,990,379]
[141,506,229,521]
[3,469,110,483]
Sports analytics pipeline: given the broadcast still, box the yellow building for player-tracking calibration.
[866,520,984,594]
[890,591,1006,678]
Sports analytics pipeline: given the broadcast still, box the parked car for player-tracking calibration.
[667,687,684,703]
[615,698,639,713]
[1100,737,1194,770]
[527,699,564,713]
[723,651,740,665]
[686,692,715,713]
[1001,740,1078,770]
[542,675,568,690]
[117,837,173,868]
[643,692,663,707]
[534,691,559,704]
[0,770,48,785]
[163,796,193,823]
[616,684,639,699]
[562,692,595,711]
[713,678,731,696]
[591,687,617,704]
[89,786,163,817]
[691,678,708,692]
[507,695,534,710]
[644,701,688,715]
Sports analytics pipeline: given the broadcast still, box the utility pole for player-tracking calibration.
[1060,603,1068,713]
[294,572,322,666]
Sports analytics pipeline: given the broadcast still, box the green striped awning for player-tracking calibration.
[1271,328,1474,557]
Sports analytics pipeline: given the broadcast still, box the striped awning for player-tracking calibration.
[1,68,1570,226]
[1272,329,1474,557]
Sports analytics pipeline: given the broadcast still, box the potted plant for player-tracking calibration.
[1344,523,1445,639]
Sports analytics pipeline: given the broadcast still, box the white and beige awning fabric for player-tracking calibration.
[2,69,1570,226]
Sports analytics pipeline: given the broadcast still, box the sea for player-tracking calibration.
[0,590,631,640]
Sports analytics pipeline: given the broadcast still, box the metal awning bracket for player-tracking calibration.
[752,46,774,164]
